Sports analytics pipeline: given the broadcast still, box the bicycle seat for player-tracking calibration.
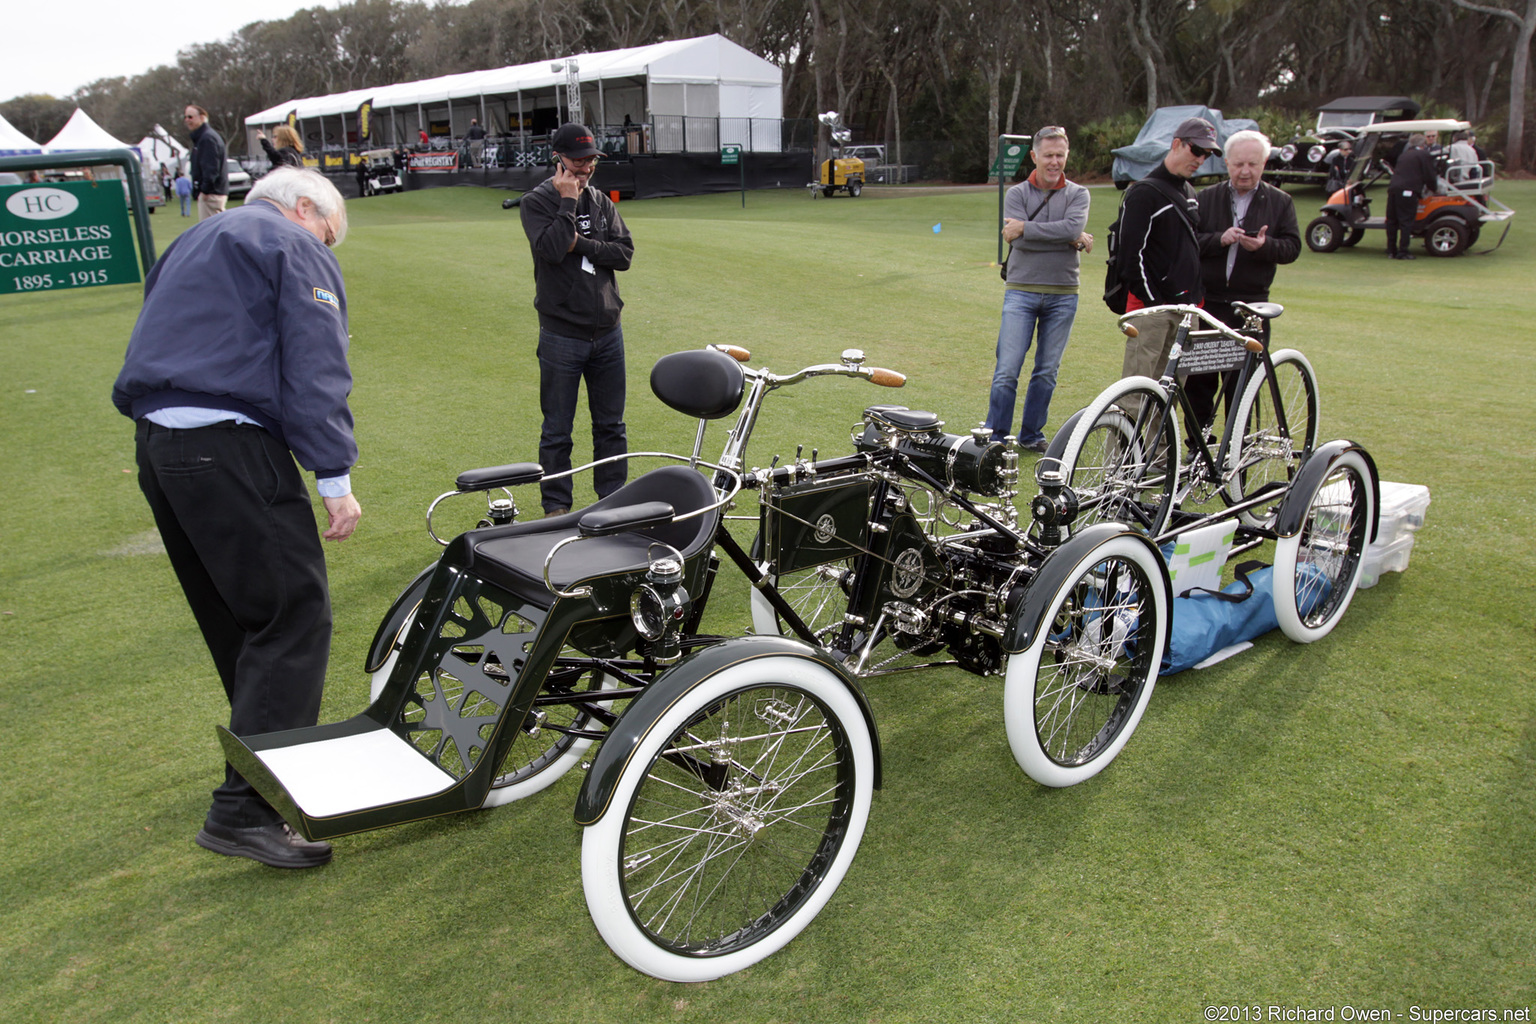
[650,348,745,419]
[445,465,718,605]
[1233,301,1283,320]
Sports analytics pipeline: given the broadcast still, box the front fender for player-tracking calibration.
[1274,439,1380,544]
[363,563,437,674]
[574,635,882,826]
[1002,523,1173,656]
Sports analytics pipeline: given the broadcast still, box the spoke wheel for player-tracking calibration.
[1057,377,1178,537]
[1226,349,1320,528]
[750,544,856,643]
[582,657,873,981]
[1274,449,1375,643]
[482,661,617,807]
[1004,534,1167,787]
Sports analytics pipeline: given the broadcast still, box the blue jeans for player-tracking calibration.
[178,195,191,216]
[538,324,628,512]
[985,289,1079,445]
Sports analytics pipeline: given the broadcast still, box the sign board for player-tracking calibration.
[720,144,741,166]
[1,181,141,294]
[1180,333,1249,375]
[408,151,460,173]
[989,142,1027,179]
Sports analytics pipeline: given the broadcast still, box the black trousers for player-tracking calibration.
[1181,300,1262,443]
[135,420,331,828]
[1385,191,1419,255]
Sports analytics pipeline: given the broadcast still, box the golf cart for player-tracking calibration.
[358,148,403,197]
[1266,96,1420,187]
[1303,118,1513,257]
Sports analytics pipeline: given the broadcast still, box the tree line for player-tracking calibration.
[5,0,1535,175]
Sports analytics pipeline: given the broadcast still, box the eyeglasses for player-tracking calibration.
[1034,126,1067,141]
[183,114,198,120]
[562,154,600,167]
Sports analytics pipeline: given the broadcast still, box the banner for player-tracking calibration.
[286,109,298,129]
[408,151,460,173]
[357,100,373,143]
[1,181,141,294]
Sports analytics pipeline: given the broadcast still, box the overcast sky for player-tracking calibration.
[3,1,341,101]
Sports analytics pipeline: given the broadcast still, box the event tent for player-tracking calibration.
[135,124,187,174]
[43,108,139,155]
[244,33,784,154]
[0,112,42,156]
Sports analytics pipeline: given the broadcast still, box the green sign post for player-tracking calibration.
[1,179,142,294]
[994,134,1031,265]
[721,144,744,207]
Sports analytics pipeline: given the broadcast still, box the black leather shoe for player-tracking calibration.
[543,507,569,518]
[1021,439,1049,454]
[196,821,333,868]
[1392,252,1416,260]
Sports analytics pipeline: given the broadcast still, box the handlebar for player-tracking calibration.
[1117,303,1276,352]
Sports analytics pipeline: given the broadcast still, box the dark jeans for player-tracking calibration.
[135,420,331,829]
[537,324,628,512]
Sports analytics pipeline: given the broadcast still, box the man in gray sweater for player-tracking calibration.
[984,125,1093,452]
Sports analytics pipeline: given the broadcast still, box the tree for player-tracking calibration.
[1450,0,1536,169]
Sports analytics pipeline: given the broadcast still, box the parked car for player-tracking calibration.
[1265,96,1420,187]
[225,158,252,198]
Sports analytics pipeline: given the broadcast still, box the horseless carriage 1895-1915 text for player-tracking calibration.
[220,303,1378,981]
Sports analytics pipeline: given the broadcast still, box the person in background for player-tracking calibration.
[1324,139,1354,193]
[984,124,1093,454]
[112,168,359,869]
[519,123,635,517]
[1386,132,1435,260]
[184,103,228,220]
[1192,129,1300,431]
[257,125,305,169]
[174,170,192,217]
[467,118,487,168]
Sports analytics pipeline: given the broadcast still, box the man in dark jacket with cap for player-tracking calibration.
[1115,116,1215,386]
[519,123,635,516]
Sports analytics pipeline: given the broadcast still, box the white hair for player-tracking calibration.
[1224,129,1271,160]
[247,167,348,245]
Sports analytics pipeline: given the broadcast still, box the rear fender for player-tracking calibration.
[574,635,882,825]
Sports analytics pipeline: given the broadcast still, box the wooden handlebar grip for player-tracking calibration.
[1121,323,1139,339]
[869,368,906,387]
[714,344,752,361]
[1244,338,1264,353]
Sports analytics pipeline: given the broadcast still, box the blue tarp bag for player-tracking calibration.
[1160,562,1330,675]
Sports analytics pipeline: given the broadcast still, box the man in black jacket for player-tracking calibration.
[1191,129,1301,429]
[1386,133,1436,260]
[1116,117,1215,387]
[519,123,635,516]
[184,104,228,220]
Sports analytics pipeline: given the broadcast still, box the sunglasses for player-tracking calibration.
[1034,126,1067,141]
[1185,142,1217,159]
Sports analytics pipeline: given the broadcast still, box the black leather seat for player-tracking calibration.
[445,465,718,604]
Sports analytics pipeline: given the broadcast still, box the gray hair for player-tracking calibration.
[1224,129,1271,160]
[247,167,348,245]
[1408,133,1427,146]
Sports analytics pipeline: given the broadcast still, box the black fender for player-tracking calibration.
[1002,522,1173,656]
[1274,439,1380,544]
[363,563,438,674]
[574,635,882,826]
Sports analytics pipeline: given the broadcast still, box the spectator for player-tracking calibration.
[984,125,1092,453]
[257,125,305,169]
[1113,116,1214,388]
[1386,133,1435,260]
[184,104,228,220]
[111,168,358,869]
[519,124,635,516]
[1324,139,1354,193]
[467,118,487,168]
[174,171,192,216]
[1192,129,1301,431]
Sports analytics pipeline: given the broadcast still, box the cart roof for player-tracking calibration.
[1356,118,1470,135]
[1316,96,1421,115]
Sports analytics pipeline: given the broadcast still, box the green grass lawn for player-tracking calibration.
[1,181,1532,1022]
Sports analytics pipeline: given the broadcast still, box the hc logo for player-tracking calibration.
[5,188,80,221]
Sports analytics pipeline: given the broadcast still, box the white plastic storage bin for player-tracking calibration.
[1358,533,1415,589]
[1376,481,1431,544]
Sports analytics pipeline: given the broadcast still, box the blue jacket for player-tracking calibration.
[112,201,356,478]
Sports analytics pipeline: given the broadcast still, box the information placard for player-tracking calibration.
[1,181,141,294]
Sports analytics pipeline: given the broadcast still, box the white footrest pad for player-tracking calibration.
[257,729,458,818]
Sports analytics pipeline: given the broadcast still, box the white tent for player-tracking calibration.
[135,124,187,174]
[43,108,139,155]
[245,33,784,153]
[0,112,43,155]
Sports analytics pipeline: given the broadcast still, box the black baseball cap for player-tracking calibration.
[552,123,600,158]
[1172,117,1219,149]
